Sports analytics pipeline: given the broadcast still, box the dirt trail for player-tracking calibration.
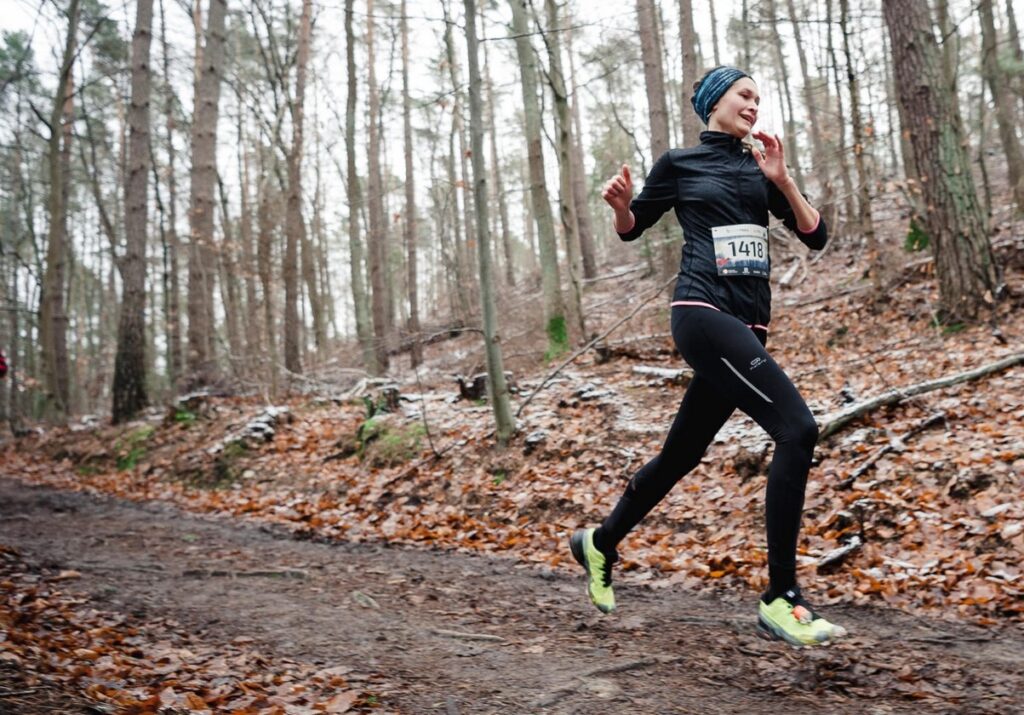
[1,477,1022,714]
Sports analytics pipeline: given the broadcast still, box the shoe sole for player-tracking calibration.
[569,530,614,614]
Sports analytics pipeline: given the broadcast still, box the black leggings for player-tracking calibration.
[594,305,818,597]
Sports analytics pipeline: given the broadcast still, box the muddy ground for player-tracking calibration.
[1,477,1022,714]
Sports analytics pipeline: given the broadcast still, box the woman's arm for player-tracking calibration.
[772,177,820,233]
[604,152,678,242]
[754,131,827,249]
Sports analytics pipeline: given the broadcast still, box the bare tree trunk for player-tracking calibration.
[40,0,80,420]
[113,0,154,423]
[464,0,514,444]
[366,0,389,371]
[481,8,517,288]
[509,0,566,355]
[216,177,243,373]
[708,0,721,66]
[442,0,477,310]
[884,0,1001,322]
[785,0,830,205]
[237,109,259,371]
[186,0,227,387]
[342,0,377,373]
[839,0,880,294]
[636,0,676,280]
[980,0,1024,213]
[158,0,183,391]
[257,167,278,395]
[542,0,586,340]
[565,15,596,280]
[740,0,751,68]
[401,0,422,366]
[825,0,856,233]
[765,0,804,192]
[678,0,702,146]
[284,0,317,374]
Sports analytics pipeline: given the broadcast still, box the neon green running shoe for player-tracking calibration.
[758,588,848,646]
[569,528,617,613]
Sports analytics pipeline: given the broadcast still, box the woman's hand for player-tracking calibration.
[602,164,636,233]
[602,164,633,214]
[752,132,791,188]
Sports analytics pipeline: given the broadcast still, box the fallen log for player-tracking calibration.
[818,352,1024,440]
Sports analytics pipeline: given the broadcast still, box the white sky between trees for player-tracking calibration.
[2,0,1009,342]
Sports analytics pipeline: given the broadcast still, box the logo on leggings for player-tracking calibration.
[749,357,767,371]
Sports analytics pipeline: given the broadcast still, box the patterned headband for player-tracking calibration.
[691,67,751,125]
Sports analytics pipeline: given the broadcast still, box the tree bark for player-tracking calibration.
[883,0,1001,322]
[342,0,377,373]
[678,0,702,147]
[40,0,80,420]
[113,0,154,423]
[442,0,477,313]
[366,0,389,371]
[565,16,597,280]
[766,0,804,192]
[401,0,422,367]
[284,0,315,373]
[542,0,586,340]
[839,0,880,294]
[464,0,515,444]
[158,0,183,391]
[257,166,279,395]
[825,0,856,233]
[707,0,721,66]
[635,0,675,280]
[216,176,243,372]
[979,0,1024,213]
[186,0,227,388]
[785,0,831,205]
[509,0,566,356]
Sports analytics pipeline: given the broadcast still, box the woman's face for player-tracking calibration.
[708,77,760,137]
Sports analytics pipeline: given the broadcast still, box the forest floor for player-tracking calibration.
[2,207,1024,713]
[1,477,1023,715]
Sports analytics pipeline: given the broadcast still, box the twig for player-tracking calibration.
[516,274,677,419]
[412,361,442,458]
[181,568,309,579]
[838,412,946,489]
[430,628,506,643]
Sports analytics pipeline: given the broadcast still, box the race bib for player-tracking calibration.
[712,224,769,278]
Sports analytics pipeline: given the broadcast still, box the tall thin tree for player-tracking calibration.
[509,0,566,356]
[366,0,389,371]
[283,0,314,373]
[401,0,422,366]
[112,0,154,423]
[464,0,514,444]
[186,0,228,387]
[40,0,81,419]
[344,0,377,373]
[979,0,1024,213]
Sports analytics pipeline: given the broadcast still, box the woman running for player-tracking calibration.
[570,66,847,646]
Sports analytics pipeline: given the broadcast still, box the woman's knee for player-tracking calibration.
[776,410,818,453]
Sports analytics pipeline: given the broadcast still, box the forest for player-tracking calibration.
[1,0,1023,712]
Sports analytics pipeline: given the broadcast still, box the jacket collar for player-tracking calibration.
[699,130,746,151]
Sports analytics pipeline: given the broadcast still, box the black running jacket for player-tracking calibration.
[618,131,828,330]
